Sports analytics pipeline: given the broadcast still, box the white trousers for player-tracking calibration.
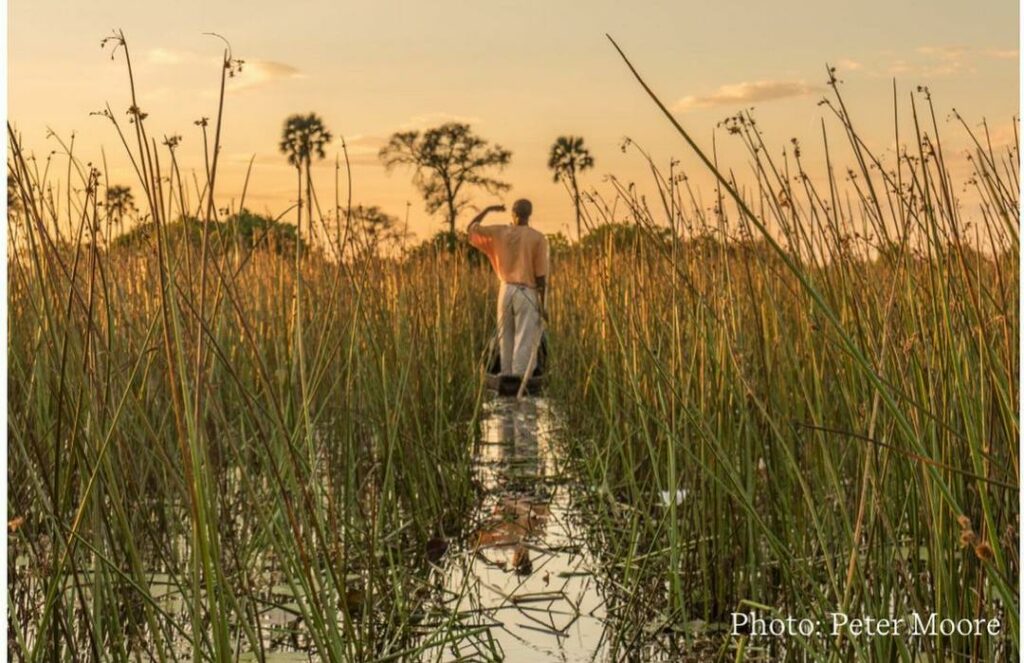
[497,282,542,377]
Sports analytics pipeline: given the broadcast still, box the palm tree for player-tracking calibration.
[279,113,331,408]
[279,113,332,248]
[547,136,594,240]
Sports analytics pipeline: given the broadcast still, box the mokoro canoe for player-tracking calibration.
[485,373,544,397]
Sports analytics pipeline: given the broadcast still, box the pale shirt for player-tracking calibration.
[468,224,550,288]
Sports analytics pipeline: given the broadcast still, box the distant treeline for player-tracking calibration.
[111,208,303,255]
[97,210,1008,273]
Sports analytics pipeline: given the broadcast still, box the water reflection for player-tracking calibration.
[425,395,714,662]
[432,397,611,662]
[10,395,708,661]
[472,398,556,575]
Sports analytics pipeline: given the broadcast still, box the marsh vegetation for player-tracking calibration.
[7,32,1018,661]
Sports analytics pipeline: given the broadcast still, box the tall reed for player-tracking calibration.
[8,32,495,661]
[6,30,1018,663]
[545,42,1018,661]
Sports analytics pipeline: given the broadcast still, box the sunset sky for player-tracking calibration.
[9,0,1019,241]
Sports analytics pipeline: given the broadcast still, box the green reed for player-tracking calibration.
[7,30,1018,663]
[8,32,496,662]
[543,40,1018,661]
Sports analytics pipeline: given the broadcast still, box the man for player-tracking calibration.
[467,198,549,378]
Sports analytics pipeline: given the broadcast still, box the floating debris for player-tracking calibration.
[658,489,688,506]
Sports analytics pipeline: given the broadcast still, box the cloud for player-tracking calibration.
[914,45,972,76]
[916,45,968,60]
[346,134,386,148]
[345,152,385,167]
[398,112,482,130]
[836,58,863,71]
[983,48,1018,60]
[888,60,913,75]
[145,48,198,65]
[878,45,985,78]
[228,60,304,92]
[221,134,386,170]
[345,133,386,153]
[672,80,820,112]
[341,133,388,164]
[868,45,1013,80]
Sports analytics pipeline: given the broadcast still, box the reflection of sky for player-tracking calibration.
[447,399,719,661]
[476,397,559,489]
[72,395,683,660]
[434,397,619,662]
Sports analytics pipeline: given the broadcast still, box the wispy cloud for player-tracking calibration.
[911,44,1015,76]
[398,112,482,130]
[346,133,386,150]
[146,50,305,93]
[887,59,913,75]
[916,45,969,60]
[870,45,1016,79]
[983,48,1018,60]
[914,45,970,75]
[342,134,388,165]
[221,134,388,170]
[145,48,199,65]
[836,58,863,71]
[228,60,304,92]
[672,80,820,112]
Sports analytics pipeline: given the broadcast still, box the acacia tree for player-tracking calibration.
[379,123,511,246]
[279,113,332,251]
[105,185,135,234]
[351,205,404,256]
[548,136,594,240]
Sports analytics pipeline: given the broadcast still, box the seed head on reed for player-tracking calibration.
[974,542,995,563]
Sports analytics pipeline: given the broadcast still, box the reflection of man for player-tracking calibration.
[467,199,549,378]
[474,399,547,575]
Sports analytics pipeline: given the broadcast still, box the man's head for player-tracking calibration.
[512,199,533,225]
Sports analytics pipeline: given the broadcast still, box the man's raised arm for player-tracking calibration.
[468,204,505,233]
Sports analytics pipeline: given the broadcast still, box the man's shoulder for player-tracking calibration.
[525,226,548,242]
[470,223,505,238]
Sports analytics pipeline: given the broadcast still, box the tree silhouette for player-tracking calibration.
[380,123,511,246]
[279,113,333,168]
[548,136,594,240]
[350,205,404,256]
[105,185,135,233]
[279,113,332,250]
[7,176,21,223]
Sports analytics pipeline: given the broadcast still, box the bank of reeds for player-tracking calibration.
[545,40,1018,661]
[8,32,501,662]
[6,31,1018,663]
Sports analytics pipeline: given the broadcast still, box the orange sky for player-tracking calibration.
[9,0,1019,242]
